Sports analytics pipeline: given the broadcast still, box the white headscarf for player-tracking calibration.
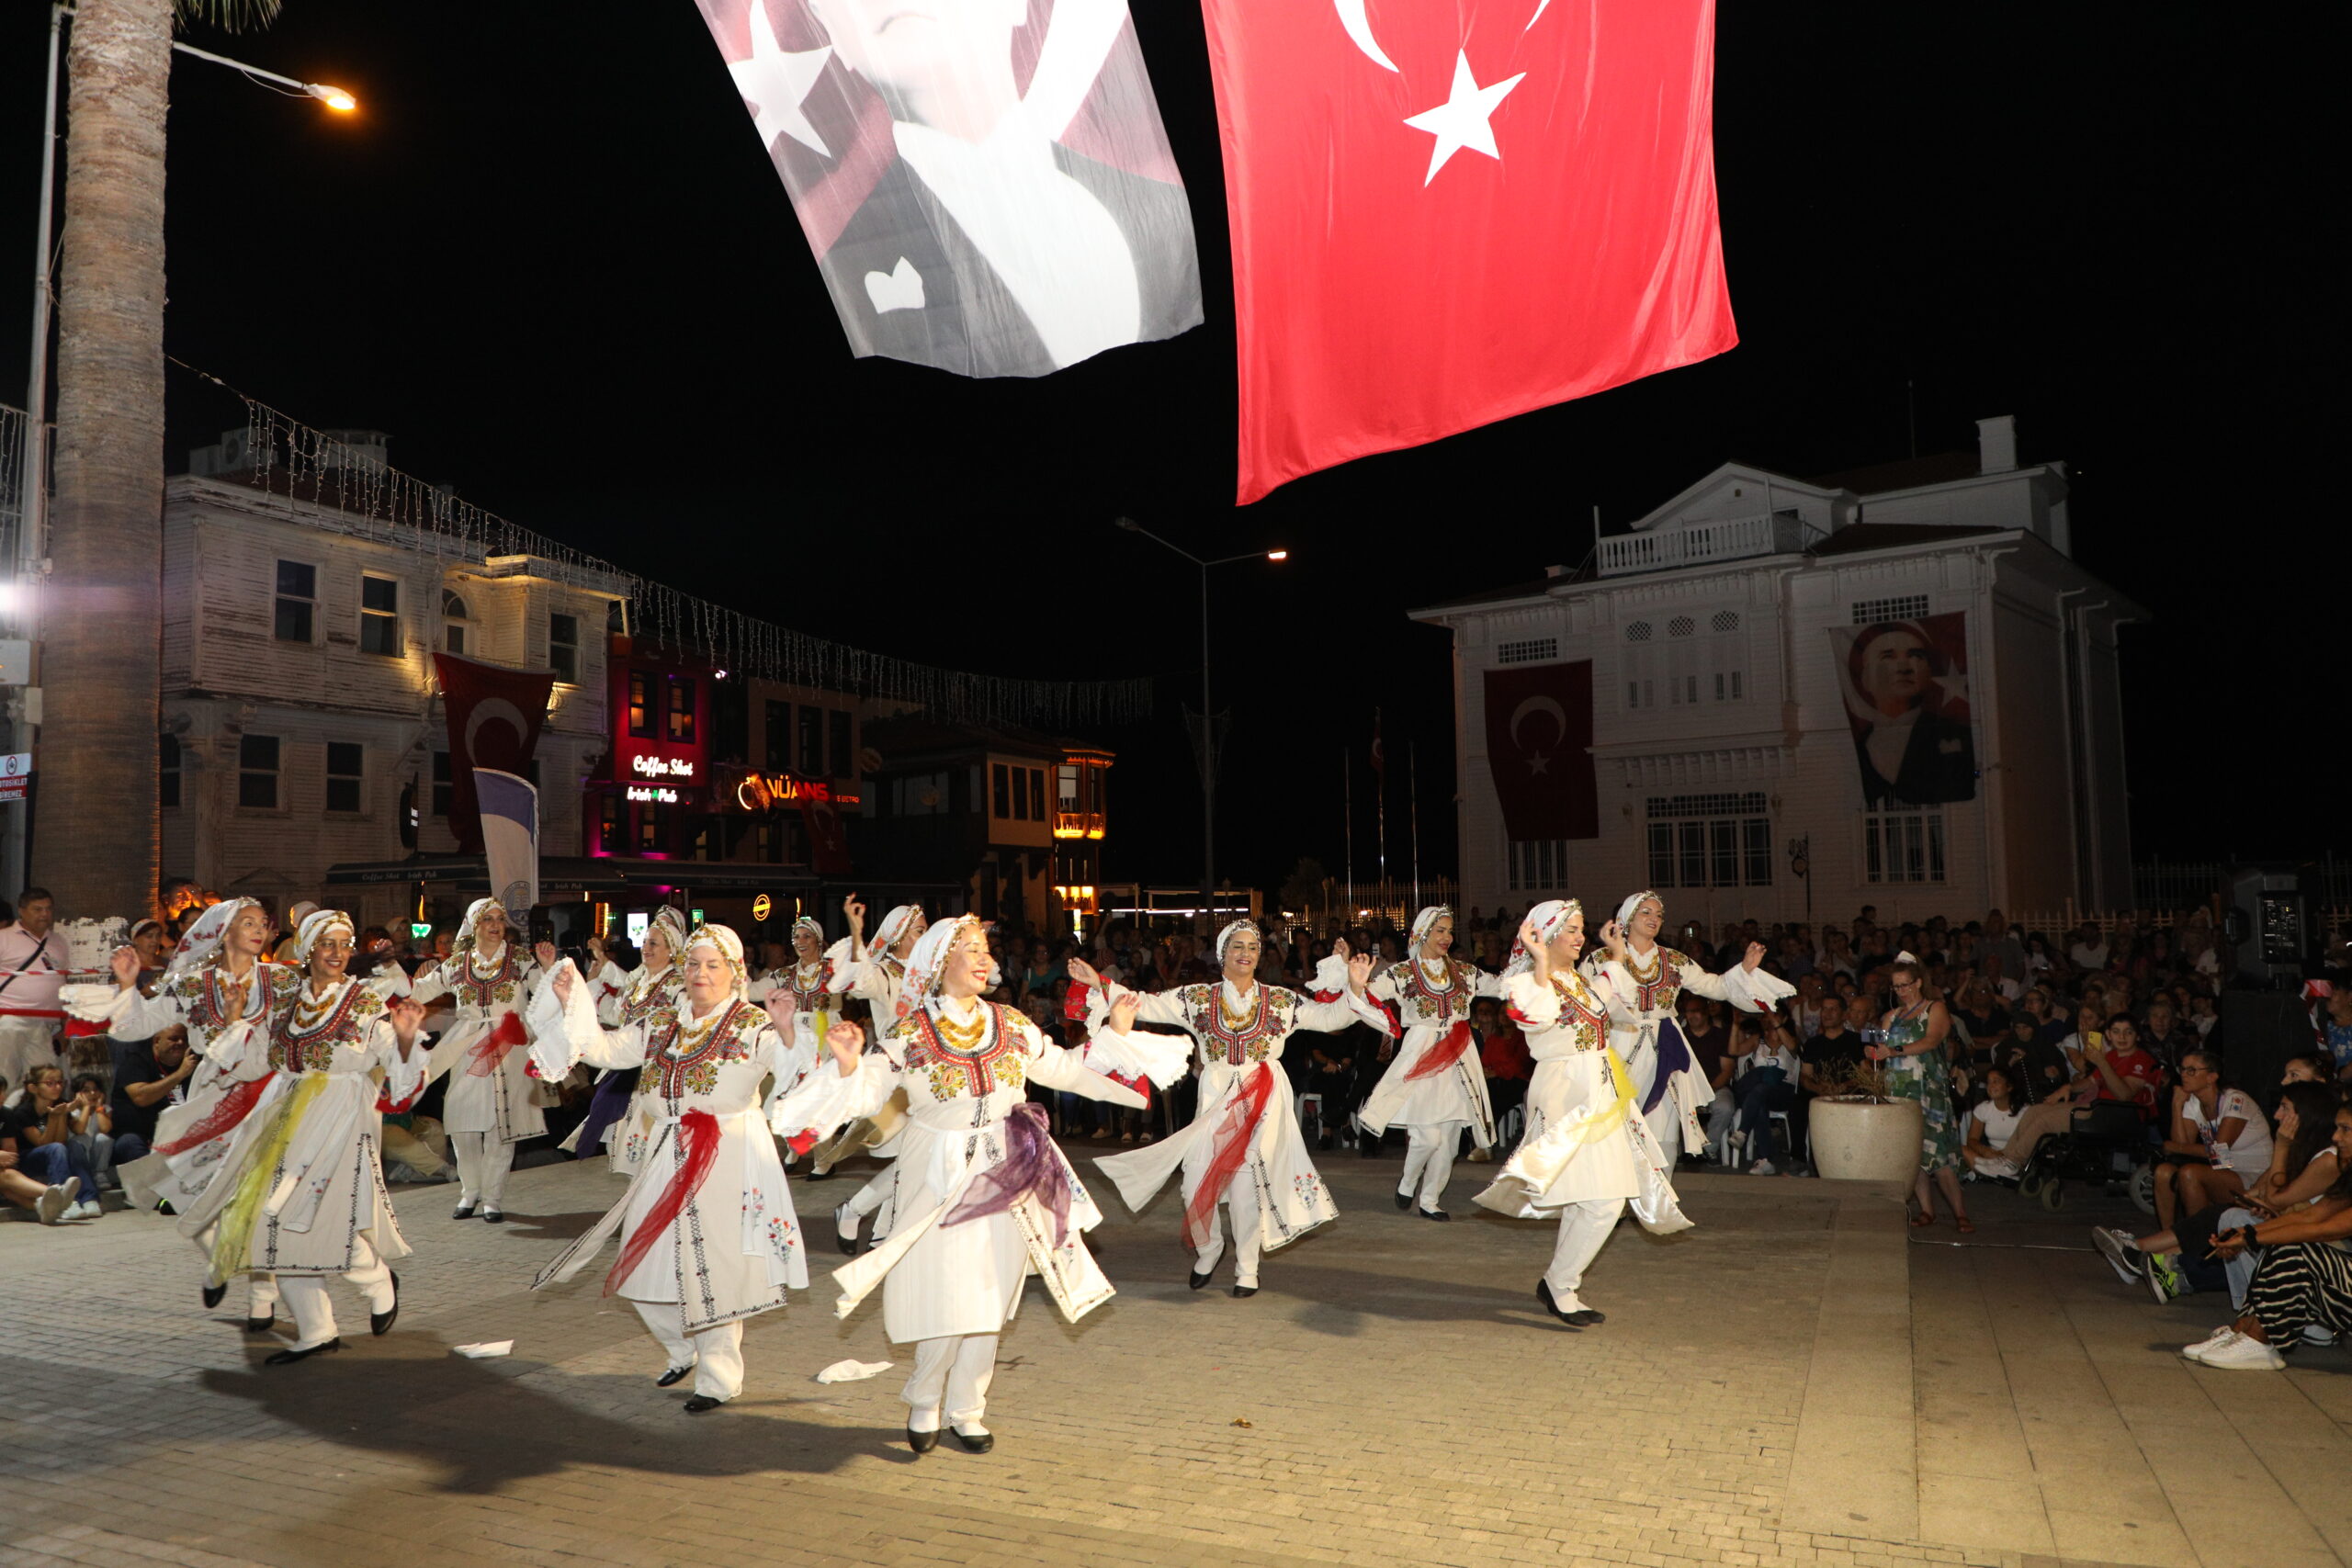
[1215,919,1261,965]
[790,915,824,948]
[640,905,689,971]
[902,914,985,1010]
[1615,890,1664,939]
[296,908,356,964]
[1504,898,1582,978]
[682,923,748,999]
[1408,906,1453,958]
[160,897,263,987]
[453,897,509,960]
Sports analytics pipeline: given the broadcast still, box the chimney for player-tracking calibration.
[1976,414,2018,474]
[1544,563,1570,579]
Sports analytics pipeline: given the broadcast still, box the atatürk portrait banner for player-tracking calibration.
[1826,612,1977,807]
[1483,661,1598,840]
[693,0,1203,378]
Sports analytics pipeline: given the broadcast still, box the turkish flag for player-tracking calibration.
[1204,0,1735,502]
[433,654,557,855]
[1483,662,1596,840]
[796,791,852,876]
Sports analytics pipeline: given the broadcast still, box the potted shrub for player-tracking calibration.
[1807,1063,1924,1182]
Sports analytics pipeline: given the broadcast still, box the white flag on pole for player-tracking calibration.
[474,768,539,912]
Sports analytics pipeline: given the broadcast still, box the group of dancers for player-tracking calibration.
[72,886,1792,1452]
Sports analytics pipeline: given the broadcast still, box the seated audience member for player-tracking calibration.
[2098,1081,2341,1305]
[2002,1013,2075,1109]
[63,1072,116,1191]
[1472,995,1531,1160]
[1800,996,1865,1092]
[2153,1047,2272,1232]
[1962,1064,2028,1179]
[107,1021,193,1171]
[2141,994,2195,1070]
[0,1064,99,1221]
[2178,1103,2352,1370]
[2003,1012,2161,1174]
[2283,1054,2332,1089]
[1724,1009,1801,1175]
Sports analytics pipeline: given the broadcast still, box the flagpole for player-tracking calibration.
[1343,748,1353,923]
[1374,710,1387,913]
[1409,739,1420,914]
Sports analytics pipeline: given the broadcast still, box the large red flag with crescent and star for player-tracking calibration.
[1204,0,1735,502]
[1483,661,1597,840]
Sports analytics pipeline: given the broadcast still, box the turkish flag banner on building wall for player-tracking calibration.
[691,0,1203,378]
[434,654,558,855]
[1483,661,1598,840]
[1204,0,1735,502]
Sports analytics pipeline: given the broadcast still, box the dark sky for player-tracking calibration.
[2,4,2338,893]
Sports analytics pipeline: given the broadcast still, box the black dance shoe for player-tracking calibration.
[452,1201,477,1220]
[481,1207,505,1224]
[1419,1208,1452,1222]
[370,1272,401,1337]
[1535,1280,1583,1327]
[683,1395,724,1414]
[201,1282,227,1309]
[1231,1284,1258,1299]
[1394,1190,1412,1211]
[951,1427,994,1453]
[656,1366,692,1387]
[907,1426,940,1453]
[1189,1268,1214,1291]
[244,1314,276,1334]
[1566,1308,1605,1326]
[265,1337,344,1365]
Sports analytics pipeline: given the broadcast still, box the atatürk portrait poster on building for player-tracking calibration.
[1826,613,1977,807]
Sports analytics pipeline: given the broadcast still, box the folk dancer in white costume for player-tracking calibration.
[177,909,428,1363]
[563,907,687,1169]
[774,916,1167,1452]
[1476,900,1692,1326]
[408,897,547,1222]
[1358,906,1508,1219]
[1580,891,1793,1163]
[69,900,284,1327]
[745,915,838,1146]
[530,924,810,1413]
[1072,920,1382,1296]
[821,897,926,1252]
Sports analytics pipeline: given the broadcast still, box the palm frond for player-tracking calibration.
[173,0,283,35]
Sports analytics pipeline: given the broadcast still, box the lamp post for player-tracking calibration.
[7,3,358,892]
[1113,518,1286,924]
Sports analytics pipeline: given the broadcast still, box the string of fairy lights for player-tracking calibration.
[232,397,1153,728]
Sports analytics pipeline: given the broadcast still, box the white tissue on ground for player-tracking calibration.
[453,1340,514,1359]
[815,1359,894,1383]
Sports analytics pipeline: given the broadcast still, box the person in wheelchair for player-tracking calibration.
[2006,1013,2161,1192]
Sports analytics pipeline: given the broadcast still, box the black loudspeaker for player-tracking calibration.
[2219,991,2312,1111]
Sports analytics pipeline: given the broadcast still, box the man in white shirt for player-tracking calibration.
[0,889,70,1095]
[2069,923,2110,972]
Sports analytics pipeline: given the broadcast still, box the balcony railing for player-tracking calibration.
[1054,811,1106,840]
[1595,513,1823,578]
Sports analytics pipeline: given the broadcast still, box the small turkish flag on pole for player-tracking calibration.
[1204,0,1736,502]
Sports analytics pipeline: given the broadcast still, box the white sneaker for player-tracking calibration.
[2301,1324,2337,1347]
[68,1200,101,1221]
[2091,1227,2143,1285]
[1749,1159,1778,1176]
[34,1183,73,1225]
[2181,1329,2240,1363]
[2196,1333,2287,1371]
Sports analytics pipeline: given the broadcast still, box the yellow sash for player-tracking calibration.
[208,1074,325,1284]
[1556,1048,1636,1152]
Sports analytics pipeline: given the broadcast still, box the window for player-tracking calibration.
[238,735,280,809]
[764,701,792,771]
[159,733,181,809]
[1496,636,1558,665]
[1668,615,1695,638]
[548,613,579,683]
[274,560,315,643]
[1507,839,1571,892]
[628,672,652,739]
[1029,768,1045,821]
[666,677,696,744]
[431,750,452,818]
[442,590,469,655]
[325,742,364,812]
[830,709,852,776]
[1623,621,1653,643]
[1852,594,1929,626]
[1864,808,1946,884]
[1645,792,1770,889]
[711,676,748,764]
[639,800,664,854]
[1625,677,1657,711]
[1058,764,1080,804]
[798,705,823,774]
[1711,610,1741,634]
[357,575,401,657]
[893,772,949,816]
[992,762,1011,818]
[599,792,624,854]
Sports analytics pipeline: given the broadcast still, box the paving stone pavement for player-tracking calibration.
[0,1141,2336,1568]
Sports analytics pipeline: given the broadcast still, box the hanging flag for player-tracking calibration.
[691,0,1204,378]
[433,654,557,855]
[474,769,541,913]
[1203,0,1736,501]
[1482,661,1597,840]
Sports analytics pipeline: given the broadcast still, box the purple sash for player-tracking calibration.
[1642,1019,1692,1114]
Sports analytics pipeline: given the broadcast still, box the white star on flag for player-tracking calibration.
[729,1,833,159]
[1402,51,1527,186]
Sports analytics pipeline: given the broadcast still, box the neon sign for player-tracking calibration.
[631,754,696,780]
[627,784,680,804]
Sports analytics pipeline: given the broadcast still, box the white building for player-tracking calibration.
[1412,416,2143,929]
[160,440,627,931]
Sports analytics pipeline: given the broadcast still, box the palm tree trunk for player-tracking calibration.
[40,0,170,919]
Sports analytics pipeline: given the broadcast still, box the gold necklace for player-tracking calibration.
[1622,944,1664,984]
[935,1003,989,1053]
[1219,984,1258,1030]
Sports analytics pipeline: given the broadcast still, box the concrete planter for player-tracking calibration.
[1809,1099,1923,1182]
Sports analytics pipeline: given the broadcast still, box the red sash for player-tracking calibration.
[1402,1020,1476,1082]
[1183,1063,1274,1251]
[463,1010,528,1077]
[154,1073,275,1156]
[605,1109,719,1294]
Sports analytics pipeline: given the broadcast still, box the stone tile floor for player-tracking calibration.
[0,1140,2340,1568]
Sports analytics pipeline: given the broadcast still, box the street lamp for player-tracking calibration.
[1113,517,1287,921]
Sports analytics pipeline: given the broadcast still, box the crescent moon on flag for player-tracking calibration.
[1510,695,1566,748]
[1334,0,1399,72]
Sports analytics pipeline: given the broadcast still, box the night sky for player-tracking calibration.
[1,4,2335,896]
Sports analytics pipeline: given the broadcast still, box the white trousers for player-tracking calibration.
[904,1333,998,1431]
[1644,1099,1683,1165]
[632,1299,745,1401]
[1398,1122,1465,1212]
[277,1237,394,1351]
[1544,1197,1627,1309]
[0,1016,60,1093]
[841,1167,892,1227]
[1193,1198,1266,1288]
[450,1132,515,1207]
[249,1273,280,1318]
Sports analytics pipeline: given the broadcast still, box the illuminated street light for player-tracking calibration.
[171,40,359,116]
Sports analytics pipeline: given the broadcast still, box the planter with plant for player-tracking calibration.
[1807,1063,1924,1182]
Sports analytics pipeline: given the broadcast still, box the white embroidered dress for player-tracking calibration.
[83,961,275,1211]
[1580,944,1792,1147]
[412,944,548,1147]
[1358,957,1510,1147]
